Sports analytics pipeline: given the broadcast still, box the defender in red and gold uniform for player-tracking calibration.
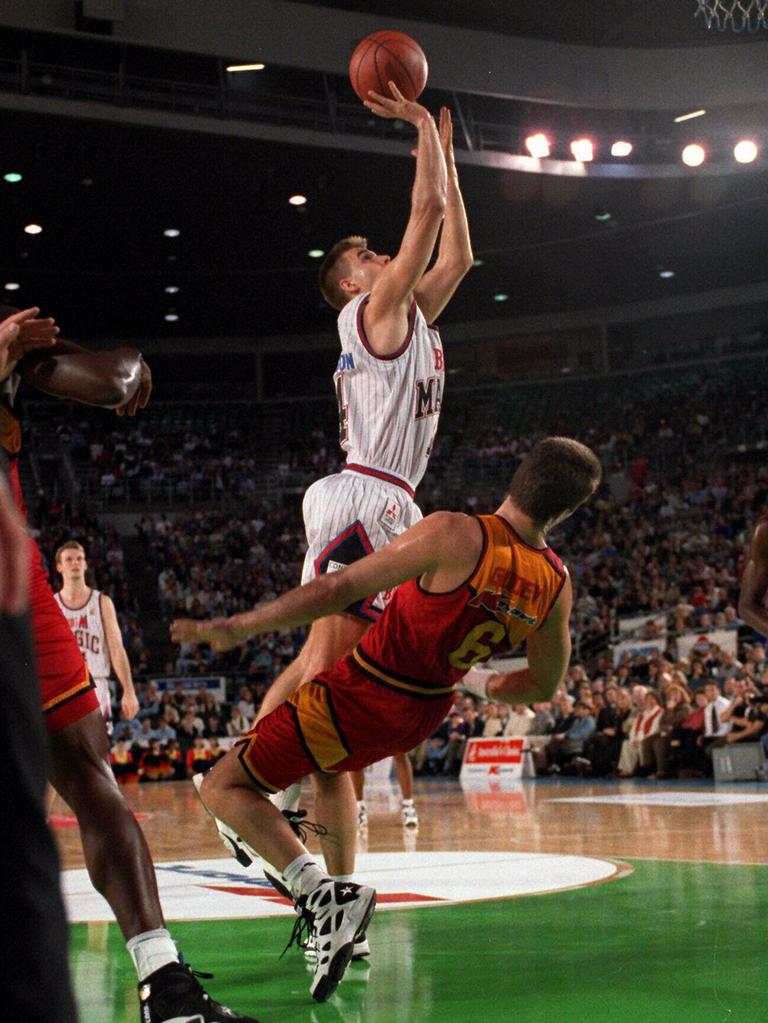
[172,437,602,995]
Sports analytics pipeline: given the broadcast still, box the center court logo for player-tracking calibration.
[62,851,629,924]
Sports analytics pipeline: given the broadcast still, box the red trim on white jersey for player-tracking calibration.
[356,295,417,361]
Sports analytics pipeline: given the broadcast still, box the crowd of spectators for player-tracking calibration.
[411,640,768,781]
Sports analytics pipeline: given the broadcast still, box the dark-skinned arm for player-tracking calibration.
[17,338,150,412]
[738,521,768,634]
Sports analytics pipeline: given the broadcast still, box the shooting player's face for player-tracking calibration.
[341,247,390,296]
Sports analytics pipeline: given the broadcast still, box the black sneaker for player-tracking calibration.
[138,962,261,1022]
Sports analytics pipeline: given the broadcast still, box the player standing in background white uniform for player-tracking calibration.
[241,84,472,882]
[54,540,139,729]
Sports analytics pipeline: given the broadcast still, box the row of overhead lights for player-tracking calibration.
[524,133,760,166]
[2,185,328,321]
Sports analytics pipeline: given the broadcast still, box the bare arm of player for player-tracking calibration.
[738,521,768,635]
[413,107,473,324]
[361,83,447,354]
[100,594,139,720]
[484,573,574,706]
[0,465,28,615]
[171,512,482,651]
[16,337,151,413]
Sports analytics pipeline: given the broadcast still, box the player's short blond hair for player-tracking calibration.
[55,539,85,566]
[318,235,367,311]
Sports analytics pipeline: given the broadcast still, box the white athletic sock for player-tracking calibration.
[126,928,179,981]
[357,799,366,810]
[330,873,353,883]
[402,798,415,807]
[270,780,302,814]
[284,853,325,899]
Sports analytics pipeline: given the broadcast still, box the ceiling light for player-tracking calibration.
[226,63,265,72]
[610,141,633,157]
[472,258,484,267]
[594,211,612,222]
[659,270,675,279]
[3,282,20,291]
[681,144,706,167]
[734,140,758,164]
[307,248,324,258]
[570,138,594,162]
[674,109,706,123]
[164,285,179,294]
[494,293,509,302]
[164,313,179,322]
[24,223,42,235]
[163,228,180,237]
[3,172,22,183]
[525,134,550,159]
[288,194,307,206]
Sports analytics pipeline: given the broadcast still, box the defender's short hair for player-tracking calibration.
[318,235,367,310]
[509,437,602,524]
[55,539,85,565]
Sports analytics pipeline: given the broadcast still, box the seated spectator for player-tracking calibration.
[672,689,709,777]
[481,703,504,737]
[544,702,596,774]
[585,686,634,777]
[698,680,732,774]
[110,738,139,785]
[642,685,691,779]
[164,738,186,781]
[153,717,177,745]
[133,718,157,750]
[529,701,555,738]
[236,686,256,724]
[203,713,227,739]
[226,707,252,737]
[186,736,213,777]
[138,739,175,782]
[708,682,768,759]
[441,712,471,775]
[177,709,205,752]
[618,690,663,776]
[505,704,535,738]
[112,709,141,744]
[137,683,160,720]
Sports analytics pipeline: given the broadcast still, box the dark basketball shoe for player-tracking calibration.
[290,880,376,1002]
[138,961,261,1022]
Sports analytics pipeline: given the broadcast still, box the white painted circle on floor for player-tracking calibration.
[62,850,626,924]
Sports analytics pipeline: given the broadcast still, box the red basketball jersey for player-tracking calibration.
[352,513,567,695]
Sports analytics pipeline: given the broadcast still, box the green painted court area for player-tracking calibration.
[69,858,768,1023]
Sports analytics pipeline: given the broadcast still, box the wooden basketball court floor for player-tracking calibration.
[55,776,768,1023]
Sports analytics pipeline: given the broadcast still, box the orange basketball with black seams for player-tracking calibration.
[349,30,428,104]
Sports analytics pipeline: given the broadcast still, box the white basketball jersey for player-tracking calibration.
[334,292,444,490]
[54,588,112,680]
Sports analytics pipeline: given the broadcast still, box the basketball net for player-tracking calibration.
[695,0,768,31]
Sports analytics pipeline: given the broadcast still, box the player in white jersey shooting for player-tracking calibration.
[54,540,139,729]
[193,83,471,966]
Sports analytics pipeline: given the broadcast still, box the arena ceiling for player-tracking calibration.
[0,3,766,343]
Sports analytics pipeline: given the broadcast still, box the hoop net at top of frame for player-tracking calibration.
[694,0,768,31]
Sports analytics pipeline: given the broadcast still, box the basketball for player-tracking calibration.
[349,30,428,104]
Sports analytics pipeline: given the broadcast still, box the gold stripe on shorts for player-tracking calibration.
[41,666,92,713]
[289,680,350,771]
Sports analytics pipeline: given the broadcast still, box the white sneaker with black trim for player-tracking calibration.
[192,773,259,869]
[292,880,376,1002]
[402,802,419,829]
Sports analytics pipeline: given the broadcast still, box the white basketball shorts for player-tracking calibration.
[301,468,422,621]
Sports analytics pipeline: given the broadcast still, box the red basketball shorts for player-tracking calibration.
[28,538,98,732]
[237,656,455,793]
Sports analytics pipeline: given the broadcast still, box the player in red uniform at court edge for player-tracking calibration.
[0,306,260,1023]
[171,436,602,1003]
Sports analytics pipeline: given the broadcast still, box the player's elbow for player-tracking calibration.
[412,195,446,220]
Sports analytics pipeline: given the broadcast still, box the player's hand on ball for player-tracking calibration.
[365,81,431,126]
